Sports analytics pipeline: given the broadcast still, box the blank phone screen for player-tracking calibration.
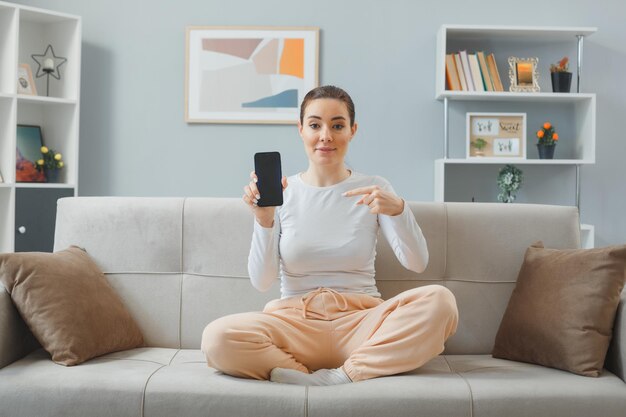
[254,152,283,207]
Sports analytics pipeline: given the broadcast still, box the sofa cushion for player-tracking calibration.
[305,355,472,417]
[492,242,626,377]
[143,349,310,417]
[0,246,144,365]
[0,348,163,417]
[445,355,626,417]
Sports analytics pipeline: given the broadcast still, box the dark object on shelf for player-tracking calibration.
[551,72,572,93]
[44,168,60,183]
[537,144,556,159]
[31,44,67,97]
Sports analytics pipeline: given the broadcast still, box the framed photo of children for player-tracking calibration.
[466,113,526,160]
[185,26,319,124]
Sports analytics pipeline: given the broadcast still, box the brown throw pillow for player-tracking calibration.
[0,246,144,366]
[492,241,626,377]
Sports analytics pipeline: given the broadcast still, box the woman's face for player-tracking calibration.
[298,98,357,168]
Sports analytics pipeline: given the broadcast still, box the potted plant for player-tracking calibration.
[471,138,488,156]
[550,57,572,93]
[536,122,559,159]
[35,146,64,183]
[497,164,523,203]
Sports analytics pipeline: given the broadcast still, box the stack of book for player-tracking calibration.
[445,51,504,92]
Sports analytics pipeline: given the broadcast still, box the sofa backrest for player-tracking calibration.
[53,197,580,354]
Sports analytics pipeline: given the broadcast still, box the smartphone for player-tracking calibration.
[254,152,283,207]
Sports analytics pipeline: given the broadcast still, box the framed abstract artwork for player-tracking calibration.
[16,124,46,182]
[185,26,319,124]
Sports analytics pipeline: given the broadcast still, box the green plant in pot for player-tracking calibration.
[550,56,572,93]
[536,122,559,159]
[497,164,523,203]
[35,146,64,183]
[471,138,488,156]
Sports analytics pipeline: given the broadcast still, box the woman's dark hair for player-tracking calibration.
[299,85,355,127]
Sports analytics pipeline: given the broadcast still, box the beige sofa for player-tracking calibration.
[1,197,625,417]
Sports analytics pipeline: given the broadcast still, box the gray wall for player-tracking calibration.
[14,0,626,246]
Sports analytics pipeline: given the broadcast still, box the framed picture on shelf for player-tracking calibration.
[466,113,526,159]
[185,26,319,124]
[16,125,46,183]
[508,57,540,93]
[17,64,37,96]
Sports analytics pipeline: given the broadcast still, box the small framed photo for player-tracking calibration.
[17,63,37,96]
[185,26,319,124]
[16,124,46,183]
[467,113,526,159]
[508,57,540,93]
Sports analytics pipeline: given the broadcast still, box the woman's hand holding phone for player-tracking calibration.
[243,171,288,228]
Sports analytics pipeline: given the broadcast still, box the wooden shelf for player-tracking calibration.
[436,91,595,102]
[14,182,76,188]
[442,25,597,42]
[437,158,594,165]
[16,95,77,105]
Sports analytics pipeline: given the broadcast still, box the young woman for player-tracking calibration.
[201,85,458,386]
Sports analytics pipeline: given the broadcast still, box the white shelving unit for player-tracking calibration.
[435,25,597,248]
[0,1,81,253]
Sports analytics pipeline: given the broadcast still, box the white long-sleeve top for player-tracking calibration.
[247,171,429,299]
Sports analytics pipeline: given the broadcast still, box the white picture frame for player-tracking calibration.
[466,112,527,160]
[17,63,37,96]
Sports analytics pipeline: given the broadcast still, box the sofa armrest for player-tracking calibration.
[0,288,39,369]
[606,289,626,382]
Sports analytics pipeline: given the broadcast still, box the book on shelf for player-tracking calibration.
[445,54,462,91]
[487,53,504,91]
[453,53,468,91]
[458,50,475,91]
[468,54,485,92]
[444,50,505,92]
[476,51,494,91]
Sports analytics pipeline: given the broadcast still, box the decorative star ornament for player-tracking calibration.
[31,44,67,80]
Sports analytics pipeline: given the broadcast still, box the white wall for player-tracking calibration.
[13,0,626,246]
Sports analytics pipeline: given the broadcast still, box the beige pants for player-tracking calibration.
[201,284,458,382]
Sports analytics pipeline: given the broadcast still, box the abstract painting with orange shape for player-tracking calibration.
[16,125,46,183]
[186,27,319,124]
